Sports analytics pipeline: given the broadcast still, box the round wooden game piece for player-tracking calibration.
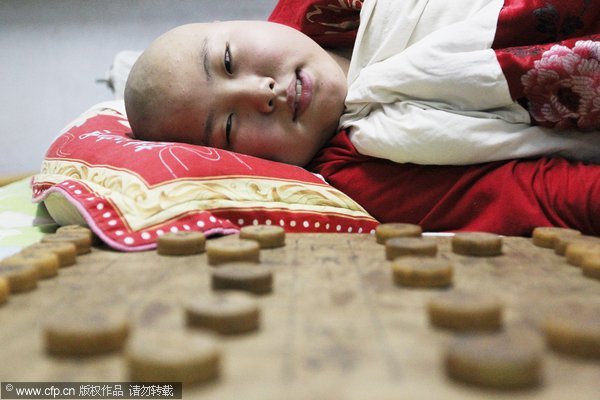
[427,291,503,332]
[239,225,285,249]
[0,260,39,293]
[445,330,543,389]
[56,225,102,246]
[581,254,600,281]
[56,224,91,234]
[211,264,273,294]
[385,237,437,260]
[565,240,600,267]
[22,242,77,267]
[451,232,503,257]
[56,225,99,245]
[543,307,600,359]
[44,309,130,356]
[126,329,220,384]
[185,292,260,335]
[157,231,206,256]
[5,252,59,279]
[391,257,453,288]
[42,232,91,255]
[375,223,422,244]
[206,238,260,266]
[532,227,581,249]
[555,234,598,256]
[0,277,9,305]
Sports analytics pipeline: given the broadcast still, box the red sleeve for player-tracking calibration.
[492,0,600,49]
[491,0,600,130]
[308,132,600,236]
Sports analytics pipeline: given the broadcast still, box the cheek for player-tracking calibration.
[234,116,324,165]
[315,79,346,121]
[249,33,305,70]
[253,50,287,73]
[233,119,287,157]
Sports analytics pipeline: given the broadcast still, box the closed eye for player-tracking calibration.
[224,42,233,74]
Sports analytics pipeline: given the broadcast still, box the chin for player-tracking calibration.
[281,145,317,167]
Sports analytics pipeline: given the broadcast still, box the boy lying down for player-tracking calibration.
[125,0,600,168]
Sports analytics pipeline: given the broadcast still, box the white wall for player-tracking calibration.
[0,0,277,175]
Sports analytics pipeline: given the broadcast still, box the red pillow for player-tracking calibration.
[31,107,378,251]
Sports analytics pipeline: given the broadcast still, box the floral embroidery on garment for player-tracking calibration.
[521,40,600,130]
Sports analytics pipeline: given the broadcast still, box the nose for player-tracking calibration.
[228,75,276,114]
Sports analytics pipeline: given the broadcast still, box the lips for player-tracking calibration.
[287,69,313,121]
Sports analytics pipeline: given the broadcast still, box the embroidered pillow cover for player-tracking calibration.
[31,107,378,251]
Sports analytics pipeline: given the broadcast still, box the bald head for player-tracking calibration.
[124,24,208,143]
[124,51,163,141]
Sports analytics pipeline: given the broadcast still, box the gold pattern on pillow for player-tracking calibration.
[37,159,372,232]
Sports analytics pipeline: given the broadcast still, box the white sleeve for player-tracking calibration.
[347,101,600,165]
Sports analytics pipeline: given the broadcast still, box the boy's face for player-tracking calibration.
[128,21,347,166]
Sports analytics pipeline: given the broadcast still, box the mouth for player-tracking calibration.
[294,75,302,118]
[287,69,313,121]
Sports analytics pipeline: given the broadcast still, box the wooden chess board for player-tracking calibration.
[1,233,599,400]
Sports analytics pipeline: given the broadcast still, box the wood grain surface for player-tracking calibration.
[0,233,599,400]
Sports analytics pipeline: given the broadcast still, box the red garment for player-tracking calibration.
[309,131,600,236]
[269,0,361,48]
[493,0,600,49]
[271,0,600,235]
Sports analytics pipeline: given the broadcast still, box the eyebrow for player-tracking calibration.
[201,36,214,145]
[201,36,212,82]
